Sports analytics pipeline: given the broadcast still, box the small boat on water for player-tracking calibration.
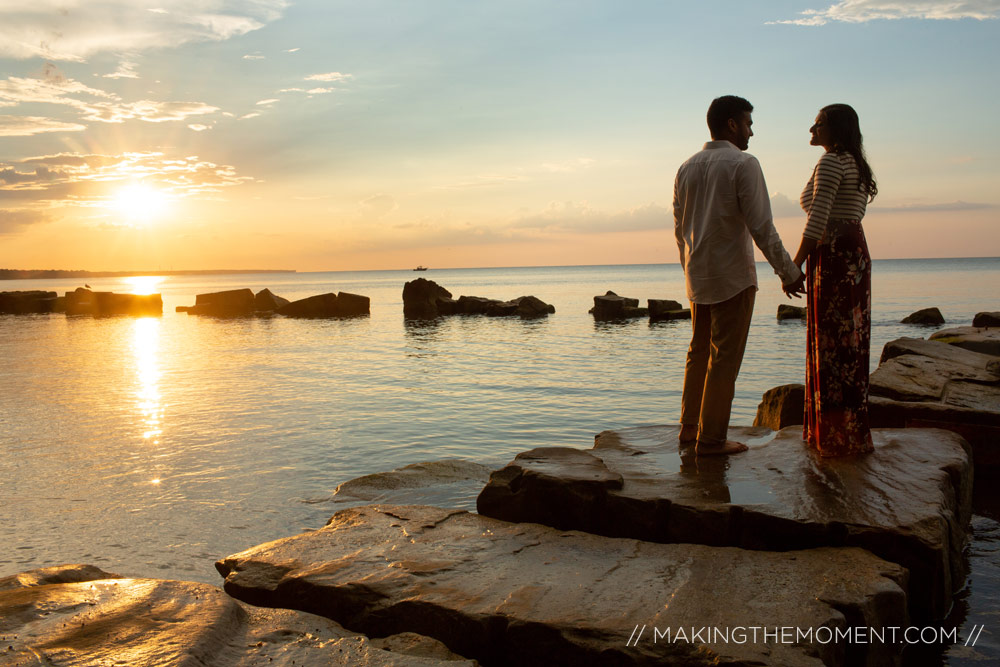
[413,266,428,271]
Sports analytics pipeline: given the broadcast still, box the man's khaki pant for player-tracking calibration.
[680,286,756,445]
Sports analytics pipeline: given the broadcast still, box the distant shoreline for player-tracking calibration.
[0,269,296,280]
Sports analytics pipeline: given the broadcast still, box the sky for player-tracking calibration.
[1,0,998,272]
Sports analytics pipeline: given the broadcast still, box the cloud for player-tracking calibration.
[101,61,139,79]
[243,53,265,60]
[0,152,253,211]
[0,208,50,233]
[359,194,398,219]
[872,200,997,213]
[256,98,280,106]
[0,1,291,61]
[771,0,1000,25]
[305,72,352,82]
[770,192,803,218]
[0,115,86,136]
[0,69,218,124]
[188,123,210,131]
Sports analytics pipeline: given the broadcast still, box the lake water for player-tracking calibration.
[2,259,998,664]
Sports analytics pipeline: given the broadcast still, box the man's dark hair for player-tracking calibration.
[707,95,753,138]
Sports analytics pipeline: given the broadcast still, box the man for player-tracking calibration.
[673,95,804,455]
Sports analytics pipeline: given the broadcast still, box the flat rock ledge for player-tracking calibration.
[0,564,473,666]
[930,325,1000,357]
[217,504,908,667]
[476,425,972,624]
[870,336,1000,472]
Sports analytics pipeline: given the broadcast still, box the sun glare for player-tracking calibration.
[112,183,170,225]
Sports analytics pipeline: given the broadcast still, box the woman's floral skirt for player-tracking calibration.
[804,218,874,456]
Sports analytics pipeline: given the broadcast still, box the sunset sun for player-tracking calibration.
[111,183,170,225]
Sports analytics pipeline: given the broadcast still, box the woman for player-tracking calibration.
[792,104,878,457]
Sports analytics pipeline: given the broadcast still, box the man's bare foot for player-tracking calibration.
[679,424,698,443]
[695,440,749,456]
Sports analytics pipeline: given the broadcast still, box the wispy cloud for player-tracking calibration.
[305,72,353,82]
[0,1,291,61]
[0,66,218,124]
[0,115,86,136]
[0,152,253,208]
[511,201,667,234]
[0,208,51,233]
[770,192,803,218]
[101,61,139,79]
[772,1,1000,26]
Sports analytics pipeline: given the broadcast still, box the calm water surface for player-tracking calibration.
[2,259,998,663]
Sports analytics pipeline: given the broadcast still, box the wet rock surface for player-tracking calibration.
[328,458,495,508]
[477,425,971,623]
[870,337,1000,472]
[0,564,474,666]
[930,326,1000,356]
[217,504,907,667]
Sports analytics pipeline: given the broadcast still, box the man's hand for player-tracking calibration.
[782,275,805,299]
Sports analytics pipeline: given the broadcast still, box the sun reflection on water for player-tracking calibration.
[132,317,163,448]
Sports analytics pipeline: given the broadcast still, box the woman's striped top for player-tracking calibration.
[800,151,868,241]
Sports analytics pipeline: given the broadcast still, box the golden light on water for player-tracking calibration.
[124,275,165,295]
[132,317,163,446]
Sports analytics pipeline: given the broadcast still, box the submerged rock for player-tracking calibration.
[61,287,162,316]
[402,278,454,318]
[753,383,804,429]
[0,564,474,666]
[182,288,256,316]
[331,458,494,506]
[476,424,971,623]
[973,311,1000,327]
[402,279,553,320]
[277,292,370,318]
[777,304,807,320]
[648,299,690,321]
[590,291,647,320]
[254,288,290,312]
[0,290,58,314]
[217,503,907,667]
[901,307,945,325]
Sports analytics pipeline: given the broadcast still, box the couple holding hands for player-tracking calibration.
[674,95,878,458]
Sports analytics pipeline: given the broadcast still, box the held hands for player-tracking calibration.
[782,274,806,299]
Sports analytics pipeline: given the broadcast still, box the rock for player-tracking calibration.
[512,295,555,318]
[277,292,370,318]
[185,288,256,316]
[63,287,162,316]
[330,458,494,508]
[456,295,495,315]
[217,503,907,667]
[403,278,453,318]
[870,337,1000,473]
[0,290,58,314]
[0,564,473,666]
[336,291,371,317]
[0,563,122,591]
[476,425,971,623]
[648,299,691,321]
[901,307,945,325]
[973,311,1000,327]
[930,326,1000,356]
[777,304,807,320]
[254,288,290,312]
[590,291,646,320]
[753,383,804,429]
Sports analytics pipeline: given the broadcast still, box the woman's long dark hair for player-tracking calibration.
[822,103,878,202]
